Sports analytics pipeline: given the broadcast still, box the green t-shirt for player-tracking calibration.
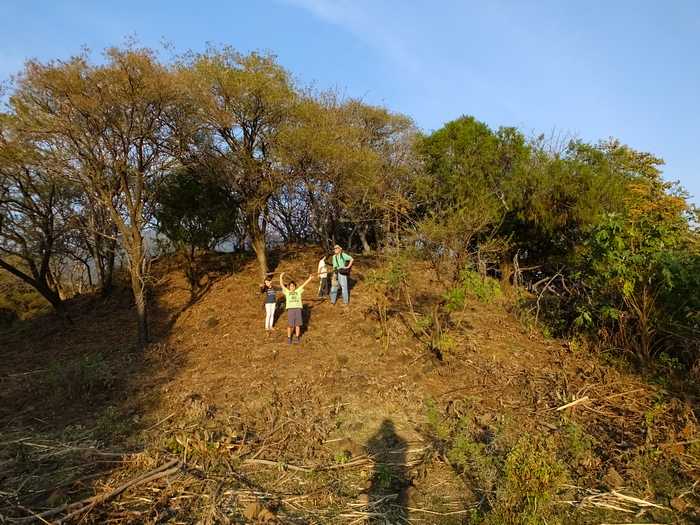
[332,252,353,269]
[283,286,305,309]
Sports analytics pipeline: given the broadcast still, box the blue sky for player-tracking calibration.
[2,0,699,202]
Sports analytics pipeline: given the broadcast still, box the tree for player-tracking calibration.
[0,114,71,313]
[341,100,416,252]
[12,47,182,346]
[277,95,415,253]
[576,143,693,363]
[277,94,360,251]
[178,48,296,279]
[414,116,529,280]
[155,166,241,295]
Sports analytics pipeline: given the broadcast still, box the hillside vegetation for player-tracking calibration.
[0,43,699,524]
[1,248,699,523]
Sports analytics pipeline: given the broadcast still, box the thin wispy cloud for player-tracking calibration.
[282,0,423,75]
[281,0,521,126]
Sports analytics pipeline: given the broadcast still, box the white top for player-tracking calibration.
[318,258,328,278]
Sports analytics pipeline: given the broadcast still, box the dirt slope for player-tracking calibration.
[1,247,696,523]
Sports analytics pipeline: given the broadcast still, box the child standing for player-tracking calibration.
[317,256,330,297]
[280,271,315,345]
[260,277,278,333]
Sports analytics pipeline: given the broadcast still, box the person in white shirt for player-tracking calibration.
[317,256,330,298]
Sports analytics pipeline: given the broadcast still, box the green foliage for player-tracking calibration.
[155,167,240,291]
[486,436,567,525]
[444,270,501,312]
[333,450,351,465]
[374,464,394,489]
[577,188,696,363]
[460,270,502,303]
[424,400,570,524]
[365,253,411,348]
[366,253,409,292]
[46,353,113,400]
[415,117,530,280]
[443,286,467,312]
[155,167,240,252]
[424,399,451,441]
[0,272,49,323]
[560,422,595,467]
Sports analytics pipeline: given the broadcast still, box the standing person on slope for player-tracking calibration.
[280,272,315,345]
[317,255,330,298]
[330,244,354,306]
[260,277,278,333]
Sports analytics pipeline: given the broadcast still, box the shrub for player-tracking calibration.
[423,399,571,524]
[46,353,114,400]
[486,436,568,524]
[445,269,501,311]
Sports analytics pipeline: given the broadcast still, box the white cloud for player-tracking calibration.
[282,0,423,75]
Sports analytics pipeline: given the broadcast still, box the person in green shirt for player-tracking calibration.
[280,271,315,345]
[330,244,354,305]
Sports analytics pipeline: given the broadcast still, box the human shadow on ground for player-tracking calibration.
[366,419,411,523]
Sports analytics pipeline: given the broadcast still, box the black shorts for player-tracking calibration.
[287,308,303,327]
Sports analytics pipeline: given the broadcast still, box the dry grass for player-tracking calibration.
[1,247,698,523]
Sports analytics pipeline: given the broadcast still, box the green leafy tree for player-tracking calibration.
[575,144,694,363]
[414,116,530,281]
[0,114,72,314]
[12,47,183,346]
[155,167,240,294]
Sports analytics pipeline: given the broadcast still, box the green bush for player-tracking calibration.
[445,269,501,310]
[423,400,572,524]
[486,436,568,525]
[0,273,50,322]
[46,353,114,400]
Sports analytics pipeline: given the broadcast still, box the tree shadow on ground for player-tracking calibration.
[152,251,253,334]
[0,275,190,519]
[366,419,411,523]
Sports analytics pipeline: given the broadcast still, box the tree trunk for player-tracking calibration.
[359,224,372,254]
[251,231,269,280]
[101,239,116,296]
[0,259,63,311]
[347,225,357,253]
[126,235,149,347]
[38,281,66,314]
[499,260,513,290]
[84,261,94,288]
[246,212,268,279]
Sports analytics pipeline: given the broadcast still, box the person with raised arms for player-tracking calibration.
[280,271,315,345]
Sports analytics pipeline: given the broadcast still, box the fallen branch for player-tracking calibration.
[566,488,671,517]
[9,458,181,524]
[401,505,474,516]
[243,456,373,473]
[242,459,312,473]
[555,396,590,411]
